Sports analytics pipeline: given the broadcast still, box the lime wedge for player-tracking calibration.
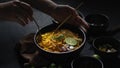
[65,37,77,46]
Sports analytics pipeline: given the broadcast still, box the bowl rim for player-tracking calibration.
[85,13,110,26]
[34,23,86,54]
[85,13,109,21]
[71,55,104,68]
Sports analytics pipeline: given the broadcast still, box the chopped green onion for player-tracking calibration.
[52,34,64,41]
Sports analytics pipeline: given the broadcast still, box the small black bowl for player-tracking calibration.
[92,36,120,59]
[85,13,109,36]
[71,56,104,68]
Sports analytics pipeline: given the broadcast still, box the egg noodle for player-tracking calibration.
[37,29,83,53]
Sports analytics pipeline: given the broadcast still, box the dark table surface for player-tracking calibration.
[0,0,120,68]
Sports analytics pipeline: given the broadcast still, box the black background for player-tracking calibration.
[0,0,120,68]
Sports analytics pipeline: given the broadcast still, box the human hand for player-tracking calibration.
[0,0,33,26]
[50,5,89,31]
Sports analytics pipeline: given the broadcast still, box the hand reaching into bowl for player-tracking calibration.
[0,0,33,26]
[0,0,89,30]
[20,0,89,31]
[50,5,89,31]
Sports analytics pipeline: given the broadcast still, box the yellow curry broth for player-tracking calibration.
[37,29,83,53]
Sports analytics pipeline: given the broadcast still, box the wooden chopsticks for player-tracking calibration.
[54,2,84,33]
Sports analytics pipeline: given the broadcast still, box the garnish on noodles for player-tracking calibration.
[37,29,83,53]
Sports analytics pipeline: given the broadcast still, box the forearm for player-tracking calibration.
[20,0,58,16]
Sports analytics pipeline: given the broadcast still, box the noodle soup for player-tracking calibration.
[34,23,86,63]
[36,29,83,53]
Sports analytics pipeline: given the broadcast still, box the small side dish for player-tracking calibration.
[98,43,117,53]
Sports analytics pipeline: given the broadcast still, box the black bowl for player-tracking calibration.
[85,13,109,36]
[71,56,104,68]
[34,23,86,63]
[92,36,120,59]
